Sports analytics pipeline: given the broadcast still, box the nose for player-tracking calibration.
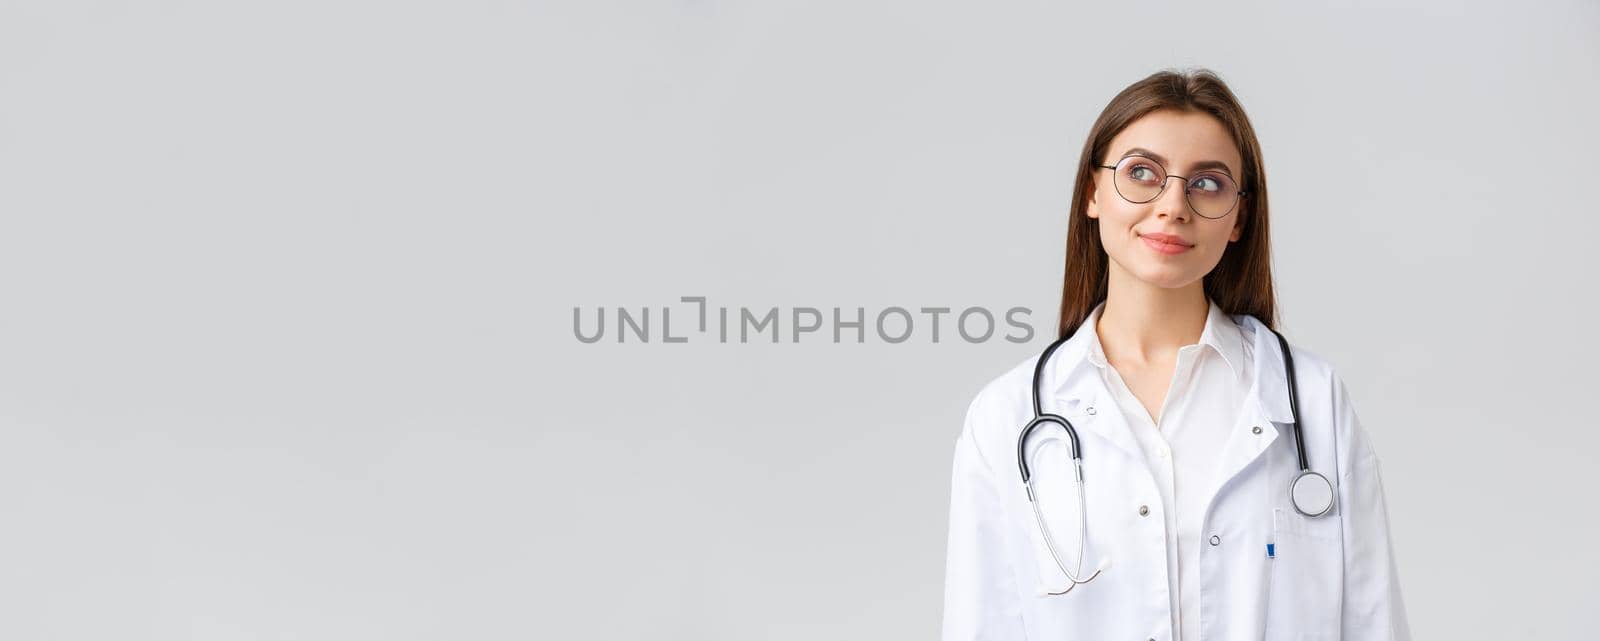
[1153,176,1191,222]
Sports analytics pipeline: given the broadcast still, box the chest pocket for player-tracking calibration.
[1265,507,1343,639]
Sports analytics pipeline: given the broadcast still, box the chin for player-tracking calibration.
[1132,264,1203,289]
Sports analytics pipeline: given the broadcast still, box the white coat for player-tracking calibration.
[942,312,1411,641]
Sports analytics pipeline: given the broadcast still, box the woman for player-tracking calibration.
[941,69,1411,641]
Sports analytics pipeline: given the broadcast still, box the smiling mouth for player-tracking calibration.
[1139,234,1194,255]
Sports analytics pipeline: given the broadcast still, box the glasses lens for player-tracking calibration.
[1113,156,1166,203]
[1185,172,1240,218]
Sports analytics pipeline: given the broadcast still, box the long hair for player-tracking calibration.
[1056,68,1277,339]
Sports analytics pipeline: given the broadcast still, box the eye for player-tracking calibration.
[1127,163,1161,184]
[1190,174,1225,193]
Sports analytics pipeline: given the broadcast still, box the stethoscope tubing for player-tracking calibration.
[1015,318,1332,593]
[1018,324,1314,484]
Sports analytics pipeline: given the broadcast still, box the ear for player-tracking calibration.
[1229,218,1243,242]
[1086,184,1100,220]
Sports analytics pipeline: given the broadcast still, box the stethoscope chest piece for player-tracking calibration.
[1290,470,1335,517]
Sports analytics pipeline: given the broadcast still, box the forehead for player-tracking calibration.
[1106,110,1242,172]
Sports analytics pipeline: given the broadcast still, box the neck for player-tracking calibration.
[1096,266,1209,367]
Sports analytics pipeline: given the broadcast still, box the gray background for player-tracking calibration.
[1,1,1596,639]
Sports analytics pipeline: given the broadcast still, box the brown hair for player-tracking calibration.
[1055,68,1276,339]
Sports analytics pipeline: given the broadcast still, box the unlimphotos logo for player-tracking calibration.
[574,296,1035,344]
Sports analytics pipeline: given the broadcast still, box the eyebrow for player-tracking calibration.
[1119,147,1236,177]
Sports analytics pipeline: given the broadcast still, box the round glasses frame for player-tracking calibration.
[1095,156,1249,220]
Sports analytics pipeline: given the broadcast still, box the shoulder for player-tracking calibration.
[1281,339,1356,414]
[956,351,1047,471]
[1286,342,1345,390]
[967,352,1040,418]
[1239,314,1351,399]
[1272,331,1354,424]
[1270,331,1372,478]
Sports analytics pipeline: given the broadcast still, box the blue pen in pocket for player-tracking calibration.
[1266,542,1276,558]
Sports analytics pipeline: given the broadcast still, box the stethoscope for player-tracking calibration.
[1016,323,1335,595]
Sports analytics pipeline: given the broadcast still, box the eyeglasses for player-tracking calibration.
[1095,155,1248,219]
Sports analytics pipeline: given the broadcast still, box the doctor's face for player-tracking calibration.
[1087,109,1246,290]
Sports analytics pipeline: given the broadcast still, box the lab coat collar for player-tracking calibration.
[1043,300,1296,459]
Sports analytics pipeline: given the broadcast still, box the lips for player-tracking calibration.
[1139,232,1192,246]
[1139,232,1194,255]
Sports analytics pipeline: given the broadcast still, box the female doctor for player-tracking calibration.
[941,69,1411,641]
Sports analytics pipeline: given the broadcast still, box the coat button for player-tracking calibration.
[1085,406,1097,415]
[1252,425,1263,434]
[1138,505,1149,516]
[1209,535,1221,546]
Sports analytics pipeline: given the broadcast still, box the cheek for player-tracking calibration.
[1093,197,1137,228]
[1193,230,1239,266]
[1093,203,1139,248]
[1095,214,1132,247]
[1200,225,1239,251]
